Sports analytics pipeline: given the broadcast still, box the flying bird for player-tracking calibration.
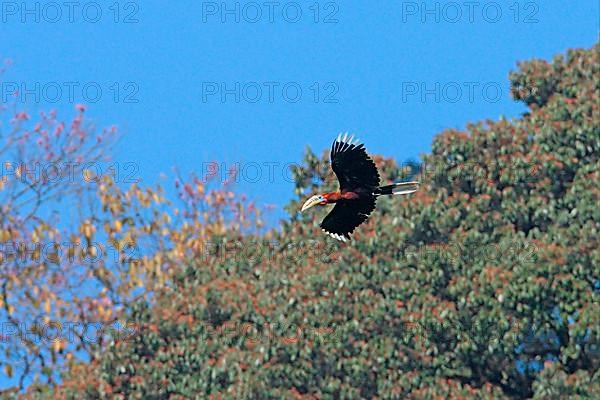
[301,133,419,242]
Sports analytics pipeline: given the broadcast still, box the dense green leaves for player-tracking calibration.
[40,44,600,399]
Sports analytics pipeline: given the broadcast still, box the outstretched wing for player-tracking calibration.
[331,133,380,192]
[320,196,377,242]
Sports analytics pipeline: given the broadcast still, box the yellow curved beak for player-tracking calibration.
[301,195,323,212]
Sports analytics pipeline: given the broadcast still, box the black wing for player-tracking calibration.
[320,196,377,242]
[331,133,380,192]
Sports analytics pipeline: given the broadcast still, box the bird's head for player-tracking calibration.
[301,194,328,212]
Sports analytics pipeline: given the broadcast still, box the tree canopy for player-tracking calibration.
[11,44,600,399]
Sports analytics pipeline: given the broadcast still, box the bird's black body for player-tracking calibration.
[303,133,419,242]
[319,134,380,241]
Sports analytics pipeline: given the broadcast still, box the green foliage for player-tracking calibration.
[39,44,599,399]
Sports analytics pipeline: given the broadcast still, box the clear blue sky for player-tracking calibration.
[0,0,598,390]
[1,1,597,224]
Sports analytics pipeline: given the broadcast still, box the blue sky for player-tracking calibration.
[1,1,598,226]
[0,0,598,390]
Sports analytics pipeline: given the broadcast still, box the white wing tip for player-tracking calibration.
[335,132,360,147]
[322,229,349,242]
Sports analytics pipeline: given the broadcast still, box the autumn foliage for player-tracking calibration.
[2,45,598,398]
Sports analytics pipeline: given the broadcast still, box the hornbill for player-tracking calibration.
[301,133,419,242]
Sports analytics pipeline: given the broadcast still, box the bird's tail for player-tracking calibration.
[376,181,420,196]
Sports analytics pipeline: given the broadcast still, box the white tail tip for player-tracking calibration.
[392,181,420,195]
